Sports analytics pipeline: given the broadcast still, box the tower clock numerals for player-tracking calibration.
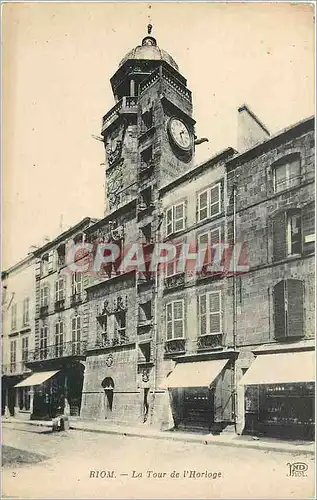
[167,117,192,151]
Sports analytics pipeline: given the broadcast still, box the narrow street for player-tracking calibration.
[2,422,315,499]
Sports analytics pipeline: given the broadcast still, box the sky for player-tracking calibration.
[2,2,315,269]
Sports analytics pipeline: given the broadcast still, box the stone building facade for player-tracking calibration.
[2,27,314,438]
[7,218,97,420]
[2,255,36,417]
[157,115,315,437]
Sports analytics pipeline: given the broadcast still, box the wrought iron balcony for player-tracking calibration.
[26,340,87,362]
[197,334,223,350]
[164,272,185,291]
[91,331,130,350]
[54,299,65,312]
[102,96,138,132]
[164,338,186,356]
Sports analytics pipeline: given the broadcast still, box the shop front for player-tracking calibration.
[239,350,315,440]
[163,358,233,433]
[14,363,85,420]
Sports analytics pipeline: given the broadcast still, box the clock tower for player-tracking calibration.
[101,24,195,213]
[81,26,196,426]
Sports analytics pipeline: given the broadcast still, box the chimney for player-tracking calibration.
[237,104,270,152]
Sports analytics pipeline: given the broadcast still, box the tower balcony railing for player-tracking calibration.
[139,66,192,102]
[26,340,87,363]
[102,96,138,132]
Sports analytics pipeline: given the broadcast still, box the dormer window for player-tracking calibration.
[273,154,301,193]
[41,254,49,276]
[57,244,66,266]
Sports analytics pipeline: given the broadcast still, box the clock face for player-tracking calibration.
[168,118,192,151]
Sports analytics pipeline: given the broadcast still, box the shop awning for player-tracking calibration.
[163,359,229,389]
[239,351,315,386]
[14,370,60,388]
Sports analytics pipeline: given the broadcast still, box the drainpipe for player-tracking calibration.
[232,181,238,432]
[150,212,163,425]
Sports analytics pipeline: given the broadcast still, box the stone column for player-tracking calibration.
[236,384,245,435]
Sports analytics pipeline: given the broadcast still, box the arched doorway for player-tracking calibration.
[101,377,114,419]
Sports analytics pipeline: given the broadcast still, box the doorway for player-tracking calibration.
[101,377,114,419]
[182,387,214,432]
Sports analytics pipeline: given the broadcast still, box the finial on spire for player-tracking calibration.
[147,23,152,35]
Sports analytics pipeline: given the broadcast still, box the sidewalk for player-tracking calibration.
[3,417,315,455]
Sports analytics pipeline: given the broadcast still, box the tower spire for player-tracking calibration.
[142,21,156,47]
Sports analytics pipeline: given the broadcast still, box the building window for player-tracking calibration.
[55,278,65,302]
[55,321,64,357]
[41,254,49,276]
[272,204,315,261]
[302,201,315,254]
[166,243,184,277]
[57,244,66,266]
[40,285,50,307]
[166,300,184,340]
[273,279,304,339]
[72,316,81,355]
[198,226,222,267]
[142,108,153,130]
[10,339,17,372]
[273,154,301,193]
[48,251,55,273]
[11,303,17,331]
[198,291,222,335]
[40,326,48,359]
[71,272,83,296]
[197,182,221,222]
[114,312,127,343]
[22,336,29,365]
[22,298,30,326]
[166,202,185,236]
[287,211,302,256]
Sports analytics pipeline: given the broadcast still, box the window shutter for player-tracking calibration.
[198,232,209,266]
[198,294,207,335]
[210,183,221,217]
[166,208,173,236]
[302,202,315,254]
[272,211,287,261]
[273,280,287,339]
[174,203,185,232]
[286,279,304,338]
[198,191,208,221]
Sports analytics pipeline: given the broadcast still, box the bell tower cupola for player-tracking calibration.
[101,26,195,213]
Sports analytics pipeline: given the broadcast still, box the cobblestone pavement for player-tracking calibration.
[2,422,315,499]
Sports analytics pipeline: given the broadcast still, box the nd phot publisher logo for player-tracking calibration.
[286,462,308,478]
